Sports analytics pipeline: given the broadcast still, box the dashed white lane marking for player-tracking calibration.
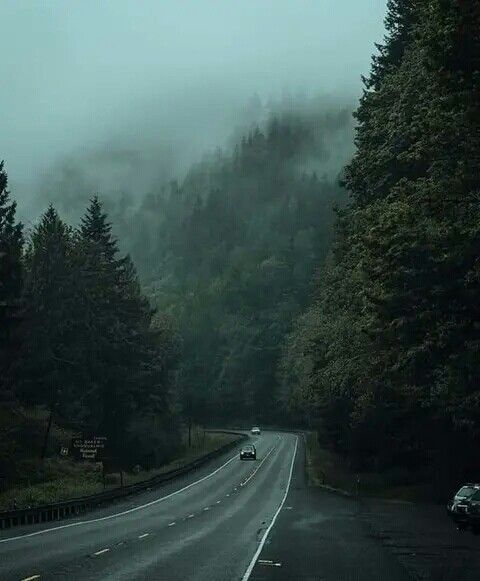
[168,522,176,526]
[93,548,110,556]
[21,576,40,581]
[258,560,282,567]
[216,500,221,504]
[138,533,149,539]
[241,436,298,581]
[0,448,241,544]
[203,507,210,511]
[226,493,230,497]
[187,514,195,518]
[240,440,279,487]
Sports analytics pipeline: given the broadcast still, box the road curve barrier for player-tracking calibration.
[0,430,247,530]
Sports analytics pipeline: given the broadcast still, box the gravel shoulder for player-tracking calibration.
[359,497,480,581]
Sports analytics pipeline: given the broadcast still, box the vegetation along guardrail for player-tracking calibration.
[0,430,247,530]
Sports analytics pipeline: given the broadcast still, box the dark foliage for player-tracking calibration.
[283,0,480,492]
[1,175,179,473]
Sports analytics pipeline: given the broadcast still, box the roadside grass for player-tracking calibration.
[0,426,239,510]
[305,431,433,502]
[305,431,355,493]
[107,429,238,487]
[0,459,104,510]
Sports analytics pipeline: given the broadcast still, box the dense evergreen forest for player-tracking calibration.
[28,98,353,430]
[0,168,180,482]
[282,0,480,491]
[1,0,479,495]
[137,109,351,425]
[1,100,352,484]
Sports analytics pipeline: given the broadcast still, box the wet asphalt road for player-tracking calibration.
[0,432,411,581]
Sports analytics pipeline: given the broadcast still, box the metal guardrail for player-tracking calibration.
[0,430,247,530]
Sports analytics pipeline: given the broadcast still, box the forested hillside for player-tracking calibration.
[0,98,353,489]
[282,0,480,491]
[137,109,351,424]
[0,166,180,486]
[29,99,353,428]
[3,0,478,499]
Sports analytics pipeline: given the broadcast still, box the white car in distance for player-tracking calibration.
[251,427,261,435]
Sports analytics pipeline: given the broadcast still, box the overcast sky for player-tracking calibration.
[1,0,387,212]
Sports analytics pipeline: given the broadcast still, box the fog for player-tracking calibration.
[1,0,387,220]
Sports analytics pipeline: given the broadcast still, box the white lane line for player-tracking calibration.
[0,450,241,544]
[216,500,221,504]
[258,559,282,567]
[168,522,176,526]
[93,548,110,556]
[241,436,298,581]
[203,507,210,511]
[138,533,149,539]
[187,514,195,518]
[21,576,40,581]
[226,493,230,497]
[240,440,279,487]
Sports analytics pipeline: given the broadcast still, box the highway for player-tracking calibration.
[0,432,297,581]
[0,432,410,581]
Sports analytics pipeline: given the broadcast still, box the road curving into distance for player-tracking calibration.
[0,431,413,581]
[0,431,298,581]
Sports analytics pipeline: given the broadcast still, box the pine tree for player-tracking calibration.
[15,205,80,457]
[343,0,418,205]
[0,162,23,399]
[20,205,75,405]
[78,196,173,465]
[367,0,417,90]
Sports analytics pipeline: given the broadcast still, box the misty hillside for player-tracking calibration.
[139,109,350,424]
[24,100,353,426]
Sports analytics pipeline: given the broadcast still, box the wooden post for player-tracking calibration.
[41,407,54,460]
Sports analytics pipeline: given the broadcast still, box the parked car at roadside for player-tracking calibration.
[466,489,480,534]
[447,483,480,530]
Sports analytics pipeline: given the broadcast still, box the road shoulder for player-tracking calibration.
[246,434,411,580]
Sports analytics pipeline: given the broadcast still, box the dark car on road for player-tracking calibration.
[465,489,480,534]
[447,483,480,530]
[240,444,256,460]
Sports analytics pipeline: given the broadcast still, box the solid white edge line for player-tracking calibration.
[20,576,40,581]
[0,448,242,544]
[241,435,298,581]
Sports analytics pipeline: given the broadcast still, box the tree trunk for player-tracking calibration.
[41,407,54,460]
